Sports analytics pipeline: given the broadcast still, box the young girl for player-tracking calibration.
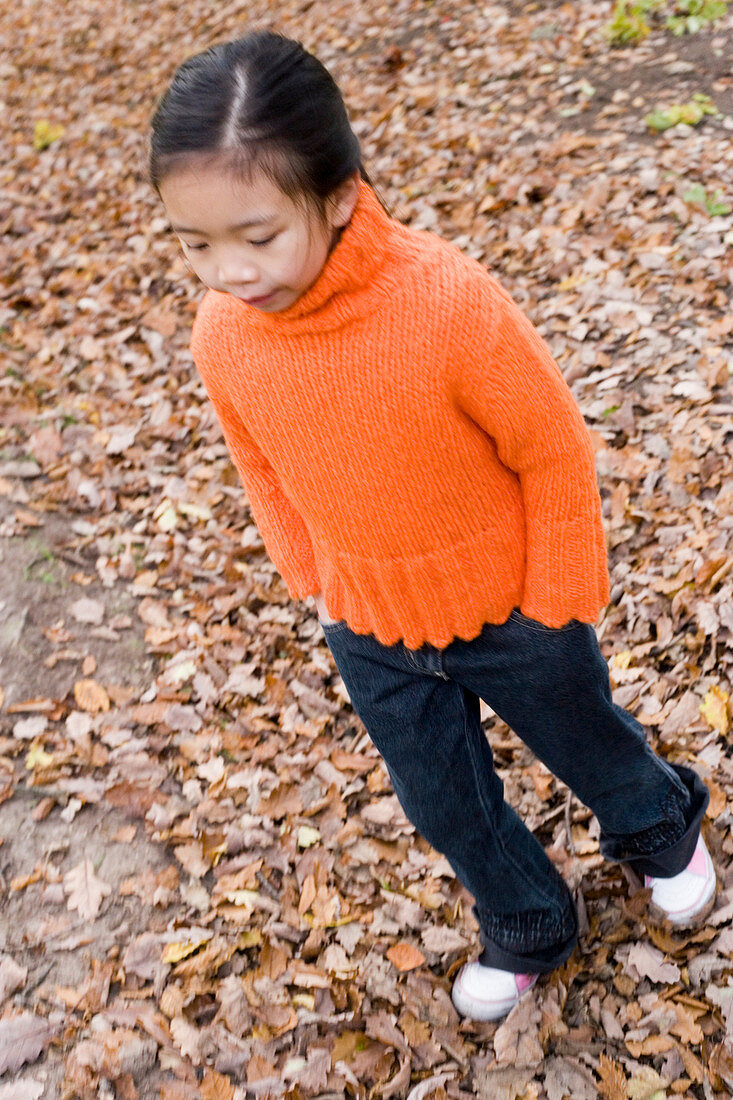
[150,30,715,1021]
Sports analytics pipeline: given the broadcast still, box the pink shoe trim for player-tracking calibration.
[645,836,708,889]
[687,838,708,877]
[515,973,538,993]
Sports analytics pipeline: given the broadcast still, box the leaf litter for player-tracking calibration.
[0,0,732,1097]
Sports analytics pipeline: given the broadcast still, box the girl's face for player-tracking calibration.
[160,162,359,312]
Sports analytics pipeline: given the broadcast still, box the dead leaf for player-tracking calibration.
[700,685,730,734]
[0,1079,44,1100]
[622,942,681,984]
[63,859,112,920]
[200,1069,235,1100]
[0,1014,56,1075]
[473,1065,535,1100]
[386,943,425,972]
[494,995,543,1068]
[73,678,110,713]
[0,956,28,1003]
[597,1052,627,1100]
[70,598,105,625]
[626,1065,668,1099]
[543,1055,597,1100]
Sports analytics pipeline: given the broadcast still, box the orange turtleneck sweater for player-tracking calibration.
[190,182,610,649]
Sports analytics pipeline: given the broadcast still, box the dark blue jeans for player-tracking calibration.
[320,610,708,973]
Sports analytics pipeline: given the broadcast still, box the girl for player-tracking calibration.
[150,30,715,1021]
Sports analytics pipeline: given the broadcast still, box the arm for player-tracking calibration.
[209,390,320,598]
[450,283,609,625]
[190,296,319,599]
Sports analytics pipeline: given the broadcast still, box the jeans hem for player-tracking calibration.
[599,763,709,878]
[477,917,578,974]
[473,901,578,974]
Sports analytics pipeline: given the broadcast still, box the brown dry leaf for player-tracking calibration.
[0,1014,56,1075]
[69,598,105,625]
[0,956,28,1003]
[708,1039,733,1091]
[66,1028,156,1082]
[626,1065,668,1099]
[674,1039,705,1084]
[386,943,425,972]
[73,679,110,714]
[543,1055,597,1100]
[700,685,730,735]
[215,974,252,1036]
[597,1052,627,1100]
[246,1053,275,1082]
[494,995,543,1068]
[63,859,112,921]
[623,943,681,984]
[81,655,97,676]
[0,1078,44,1099]
[199,1069,235,1100]
[169,1016,207,1066]
[473,1064,535,1100]
[705,777,728,819]
[625,1034,675,1056]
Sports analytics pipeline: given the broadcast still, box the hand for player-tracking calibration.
[313,592,338,624]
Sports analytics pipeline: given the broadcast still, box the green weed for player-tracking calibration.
[666,0,728,35]
[605,0,727,43]
[605,0,662,43]
[645,93,719,130]
[683,183,732,215]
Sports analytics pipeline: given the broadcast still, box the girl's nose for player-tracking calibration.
[217,257,258,285]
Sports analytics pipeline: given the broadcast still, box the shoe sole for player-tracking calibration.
[451,975,537,1022]
[648,879,717,929]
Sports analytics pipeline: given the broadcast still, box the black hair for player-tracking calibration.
[150,30,371,214]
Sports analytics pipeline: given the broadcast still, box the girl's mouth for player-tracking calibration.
[241,290,276,306]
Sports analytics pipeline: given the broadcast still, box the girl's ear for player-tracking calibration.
[326,172,361,229]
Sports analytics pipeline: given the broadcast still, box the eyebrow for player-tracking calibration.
[171,216,275,235]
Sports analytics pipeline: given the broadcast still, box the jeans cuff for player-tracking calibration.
[473,903,578,974]
[599,763,709,878]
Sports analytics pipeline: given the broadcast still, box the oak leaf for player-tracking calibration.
[0,1014,56,1074]
[63,859,112,920]
[386,942,425,972]
[73,678,110,713]
[494,995,543,1068]
[597,1052,627,1100]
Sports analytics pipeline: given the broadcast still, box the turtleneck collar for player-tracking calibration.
[229,180,396,334]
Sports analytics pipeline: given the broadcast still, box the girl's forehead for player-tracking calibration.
[160,163,294,230]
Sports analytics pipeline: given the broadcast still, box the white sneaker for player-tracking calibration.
[646,834,717,927]
[451,961,537,1021]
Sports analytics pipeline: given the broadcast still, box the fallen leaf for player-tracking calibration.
[0,1015,56,1075]
[0,956,29,1003]
[70,598,105,625]
[494,995,543,1068]
[73,679,110,713]
[63,859,112,920]
[200,1069,235,1100]
[623,942,681,984]
[0,1079,44,1100]
[597,1052,627,1100]
[700,685,730,734]
[386,943,425,972]
[626,1065,668,1100]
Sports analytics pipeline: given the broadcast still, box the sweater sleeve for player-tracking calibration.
[190,306,320,599]
[450,282,610,626]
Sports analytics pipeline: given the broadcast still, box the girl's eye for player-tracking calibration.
[186,242,209,251]
[250,234,276,248]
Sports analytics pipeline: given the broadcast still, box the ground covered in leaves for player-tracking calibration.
[1,0,732,1097]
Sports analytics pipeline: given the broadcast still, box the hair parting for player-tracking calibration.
[150,30,385,216]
